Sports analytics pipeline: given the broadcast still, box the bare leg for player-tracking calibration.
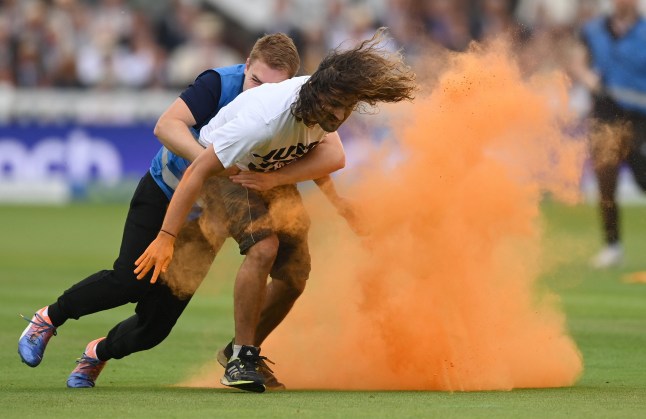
[234,235,279,345]
[595,162,620,244]
[590,121,626,245]
[254,278,305,346]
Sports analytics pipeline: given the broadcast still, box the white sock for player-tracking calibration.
[232,344,242,359]
[89,341,99,358]
[86,337,105,359]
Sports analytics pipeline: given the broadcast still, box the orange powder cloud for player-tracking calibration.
[177,42,586,391]
[259,42,585,391]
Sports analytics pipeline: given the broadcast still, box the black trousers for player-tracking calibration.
[47,173,202,360]
[591,96,646,244]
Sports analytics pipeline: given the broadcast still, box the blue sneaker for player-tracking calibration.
[18,307,57,367]
[67,338,107,388]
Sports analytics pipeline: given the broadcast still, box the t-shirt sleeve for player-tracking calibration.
[179,70,222,130]
[203,109,271,169]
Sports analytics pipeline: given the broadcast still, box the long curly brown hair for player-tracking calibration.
[291,27,417,126]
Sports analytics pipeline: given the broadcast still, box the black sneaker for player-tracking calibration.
[217,340,286,391]
[258,358,286,391]
[220,345,266,393]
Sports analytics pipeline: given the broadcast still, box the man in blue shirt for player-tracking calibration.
[571,0,646,268]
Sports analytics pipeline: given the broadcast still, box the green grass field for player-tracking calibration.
[1,202,645,418]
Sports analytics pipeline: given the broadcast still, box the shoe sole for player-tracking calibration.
[220,377,266,393]
[67,382,95,388]
[18,350,41,368]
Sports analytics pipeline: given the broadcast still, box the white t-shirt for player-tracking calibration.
[198,76,327,172]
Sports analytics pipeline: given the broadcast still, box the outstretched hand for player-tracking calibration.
[334,197,369,237]
[134,233,176,283]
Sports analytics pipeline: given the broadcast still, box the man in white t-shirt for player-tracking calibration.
[198,76,327,172]
[135,28,417,393]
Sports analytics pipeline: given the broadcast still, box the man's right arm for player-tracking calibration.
[134,144,225,283]
[565,24,601,94]
[153,98,205,162]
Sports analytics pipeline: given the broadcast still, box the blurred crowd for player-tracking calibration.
[0,0,243,89]
[0,0,645,91]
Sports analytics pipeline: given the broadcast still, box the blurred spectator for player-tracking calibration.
[166,12,242,87]
[325,1,381,50]
[422,0,473,51]
[0,13,13,85]
[47,0,84,87]
[261,0,308,72]
[515,0,580,30]
[382,0,426,55]
[13,0,52,87]
[92,0,134,42]
[298,25,327,75]
[473,0,526,42]
[155,0,199,52]
[111,12,164,88]
[567,0,646,268]
[75,31,117,88]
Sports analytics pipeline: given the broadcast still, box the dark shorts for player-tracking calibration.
[201,177,311,282]
[592,96,646,189]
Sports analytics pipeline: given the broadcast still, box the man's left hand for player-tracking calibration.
[134,233,176,283]
[229,171,282,191]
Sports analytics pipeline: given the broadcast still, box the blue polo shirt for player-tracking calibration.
[149,64,245,199]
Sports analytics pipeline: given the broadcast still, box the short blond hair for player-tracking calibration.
[249,33,300,78]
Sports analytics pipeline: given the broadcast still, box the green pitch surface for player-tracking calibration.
[1,202,645,418]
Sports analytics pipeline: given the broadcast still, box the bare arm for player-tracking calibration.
[314,175,368,236]
[229,131,365,234]
[134,145,225,282]
[313,174,344,207]
[229,131,345,190]
[153,98,204,162]
[565,41,601,93]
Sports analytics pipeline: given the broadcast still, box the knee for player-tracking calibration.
[132,328,170,353]
[246,235,279,266]
[283,276,307,298]
[271,245,311,298]
[111,268,149,303]
[148,324,175,347]
[136,318,178,351]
